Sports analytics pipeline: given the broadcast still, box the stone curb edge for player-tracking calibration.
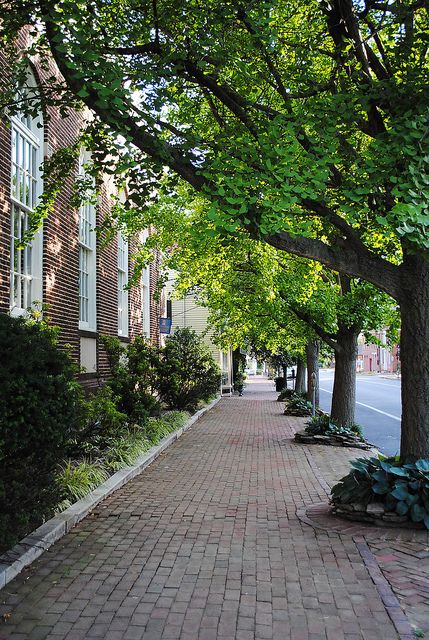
[0,396,221,591]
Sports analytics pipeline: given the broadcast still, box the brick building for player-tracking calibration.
[0,43,161,388]
[356,330,399,374]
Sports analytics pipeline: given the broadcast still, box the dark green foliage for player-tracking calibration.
[277,388,301,401]
[101,335,161,425]
[233,372,246,393]
[145,411,189,443]
[0,314,81,551]
[158,328,220,411]
[284,394,313,416]
[68,386,129,457]
[306,414,363,438]
[331,457,429,529]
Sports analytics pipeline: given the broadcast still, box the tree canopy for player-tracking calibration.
[2,0,429,457]
[2,0,427,294]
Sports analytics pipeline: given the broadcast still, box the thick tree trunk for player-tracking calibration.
[295,356,306,394]
[330,325,359,426]
[399,255,429,460]
[306,340,320,407]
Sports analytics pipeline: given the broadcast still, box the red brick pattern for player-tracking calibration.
[369,541,429,635]
[0,379,398,639]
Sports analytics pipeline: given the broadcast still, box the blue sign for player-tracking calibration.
[159,317,172,334]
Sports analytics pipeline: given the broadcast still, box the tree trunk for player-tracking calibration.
[330,325,359,426]
[295,356,306,394]
[399,255,429,460]
[306,340,320,407]
[282,364,288,388]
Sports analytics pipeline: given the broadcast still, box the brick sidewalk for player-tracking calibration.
[0,378,407,639]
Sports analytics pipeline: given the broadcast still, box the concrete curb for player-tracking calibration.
[0,397,221,591]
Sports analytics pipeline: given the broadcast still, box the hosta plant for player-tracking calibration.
[284,394,313,417]
[277,388,303,402]
[306,414,363,438]
[331,457,429,529]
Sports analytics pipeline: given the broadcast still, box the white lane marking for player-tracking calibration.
[319,387,401,421]
[319,376,400,389]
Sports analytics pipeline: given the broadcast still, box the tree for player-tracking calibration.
[156,205,397,425]
[2,1,429,458]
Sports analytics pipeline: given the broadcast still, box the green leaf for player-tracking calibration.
[410,503,425,523]
[389,466,410,477]
[373,481,389,495]
[77,87,90,98]
[390,485,408,501]
[416,459,429,473]
[396,500,409,516]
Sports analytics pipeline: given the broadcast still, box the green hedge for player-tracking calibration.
[0,315,81,551]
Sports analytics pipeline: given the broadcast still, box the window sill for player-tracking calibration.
[79,329,98,339]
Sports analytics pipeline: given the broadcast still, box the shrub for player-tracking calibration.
[0,314,81,551]
[331,457,429,529]
[284,394,313,416]
[306,414,363,438]
[101,335,161,425]
[277,388,302,401]
[158,328,220,411]
[68,386,129,459]
[233,372,246,393]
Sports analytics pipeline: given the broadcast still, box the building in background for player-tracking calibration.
[165,284,233,395]
[0,38,161,388]
[356,330,399,374]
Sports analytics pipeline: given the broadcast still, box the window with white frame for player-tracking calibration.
[141,264,150,337]
[78,159,96,330]
[10,72,43,315]
[117,233,129,336]
[140,229,151,337]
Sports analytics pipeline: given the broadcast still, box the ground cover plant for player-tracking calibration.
[305,414,363,438]
[294,414,372,449]
[284,394,313,417]
[331,457,429,529]
[278,388,302,402]
[57,411,189,510]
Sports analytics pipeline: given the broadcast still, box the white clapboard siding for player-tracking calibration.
[170,295,220,362]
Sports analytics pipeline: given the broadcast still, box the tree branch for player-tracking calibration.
[286,302,339,351]
[265,230,400,299]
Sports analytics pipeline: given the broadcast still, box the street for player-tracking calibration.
[318,370,401,456]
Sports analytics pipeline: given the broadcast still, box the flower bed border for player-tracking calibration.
[294,430,373,450]
[0,397,220,591]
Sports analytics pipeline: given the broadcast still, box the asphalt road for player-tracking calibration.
[318,370,401,456]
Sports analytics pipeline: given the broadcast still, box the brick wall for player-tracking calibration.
[0,31,160,385]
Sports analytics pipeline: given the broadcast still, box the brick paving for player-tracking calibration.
[369,541,429,635]
[0,378,409,639]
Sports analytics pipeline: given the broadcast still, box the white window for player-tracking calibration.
[78,158,96,330]
[140,230,150,337]
[117,233,129,336]
[10,72,43,315]
[142,265,150,337]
